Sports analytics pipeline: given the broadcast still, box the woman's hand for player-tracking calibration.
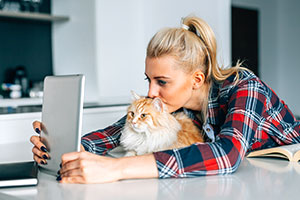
[30,121,85,165]
[59,151,122,184]
[30,121,50,165]
[58,152,159,184]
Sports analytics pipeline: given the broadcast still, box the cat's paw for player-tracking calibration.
[124,150,137,157]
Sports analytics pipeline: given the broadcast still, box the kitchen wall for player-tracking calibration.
[277,0,300,116]
[52,0,231,104]
[0,0,52,88]
[232,0,300,115]
[51,0,99,103]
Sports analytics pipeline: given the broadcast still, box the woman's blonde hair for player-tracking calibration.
[146,16,248,123]
[147,16,247,85]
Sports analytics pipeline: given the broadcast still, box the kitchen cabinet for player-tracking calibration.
[0,105,127,145]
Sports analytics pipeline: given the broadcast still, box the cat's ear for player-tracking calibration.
[131,90,141,100]
[152,97,165,112]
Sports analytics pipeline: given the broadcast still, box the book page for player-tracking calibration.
[278,143,300,155]
[247,143,300,161]
[293,150,300,162]
[247,146,292,160]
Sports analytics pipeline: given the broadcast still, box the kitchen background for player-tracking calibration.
[0,0,299,116]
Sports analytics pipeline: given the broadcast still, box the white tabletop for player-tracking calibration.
[0,144,300,200]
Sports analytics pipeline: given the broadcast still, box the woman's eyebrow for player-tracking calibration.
[144,73,171,79]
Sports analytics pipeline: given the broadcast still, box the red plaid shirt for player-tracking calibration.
[81,70,300,178]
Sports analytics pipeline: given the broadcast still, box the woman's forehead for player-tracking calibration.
[145,56,181,77]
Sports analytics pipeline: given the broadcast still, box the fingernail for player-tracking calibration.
[41,146,48,152]
[56,175,61,181]
[35,128,40,134]
[41,160,47,165]
[43,155,48,159]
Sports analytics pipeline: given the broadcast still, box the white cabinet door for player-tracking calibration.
[0,106,127,162]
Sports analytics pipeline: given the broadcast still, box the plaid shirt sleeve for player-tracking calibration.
[153,79,267,178]
[81,115,127,155]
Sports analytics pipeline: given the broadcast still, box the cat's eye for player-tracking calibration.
[140,113,147,118]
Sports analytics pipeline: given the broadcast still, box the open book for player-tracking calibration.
[247,143,300,162]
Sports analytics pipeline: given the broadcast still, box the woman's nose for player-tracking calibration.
[147,83,159,98]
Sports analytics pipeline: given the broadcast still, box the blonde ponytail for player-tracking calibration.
[147,16,248,85]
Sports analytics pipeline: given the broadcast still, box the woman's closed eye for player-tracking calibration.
[144,76,167,86]
[157,80,167,86]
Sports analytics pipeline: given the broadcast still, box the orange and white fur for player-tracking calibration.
[120,92,204,156]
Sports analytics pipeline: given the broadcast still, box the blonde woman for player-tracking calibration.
[30,16,300,183]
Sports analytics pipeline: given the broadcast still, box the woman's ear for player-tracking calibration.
[192,70,205,89]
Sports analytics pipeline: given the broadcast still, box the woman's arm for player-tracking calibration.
[153,78,267,178]
[59,151,158,183]
[59,114,159,183]
[81,115,127,155]
[119,154,159,180]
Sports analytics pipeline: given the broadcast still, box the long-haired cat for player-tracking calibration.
[120,92,204,156]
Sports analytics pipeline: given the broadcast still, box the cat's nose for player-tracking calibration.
[131,121,138,128]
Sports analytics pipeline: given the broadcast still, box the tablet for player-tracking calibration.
[39,75,85,175]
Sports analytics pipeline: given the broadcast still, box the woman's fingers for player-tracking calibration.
[58,153,86,183]
[30,136,48,152]
[33,154,47,165]
[31,120,49,165]
[61,151,84,163]
[32,121,42,134]
[60,159,81,175]
[32,146,50,160]
[57,151,122,184]
[60,176,85,184]
[60,152,88,174]
[60,166,82,178]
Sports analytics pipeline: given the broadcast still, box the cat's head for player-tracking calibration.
[126,91,168,133]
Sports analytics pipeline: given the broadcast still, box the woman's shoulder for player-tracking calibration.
[222,69,258,88]
[215,69,267,100]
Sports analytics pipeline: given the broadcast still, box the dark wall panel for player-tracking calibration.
[232,6,259,77]
[0,0,52,85]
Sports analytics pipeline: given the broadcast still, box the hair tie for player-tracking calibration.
[181,23,190,31]
[181,18,203,42]
[181,22,202,39]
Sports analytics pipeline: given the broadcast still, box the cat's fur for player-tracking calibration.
[120,92,204,156]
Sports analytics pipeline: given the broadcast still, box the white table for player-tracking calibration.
[0,145,299,200]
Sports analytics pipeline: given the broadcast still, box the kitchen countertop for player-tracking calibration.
[0,103,129,115]
[0,142,300,200]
